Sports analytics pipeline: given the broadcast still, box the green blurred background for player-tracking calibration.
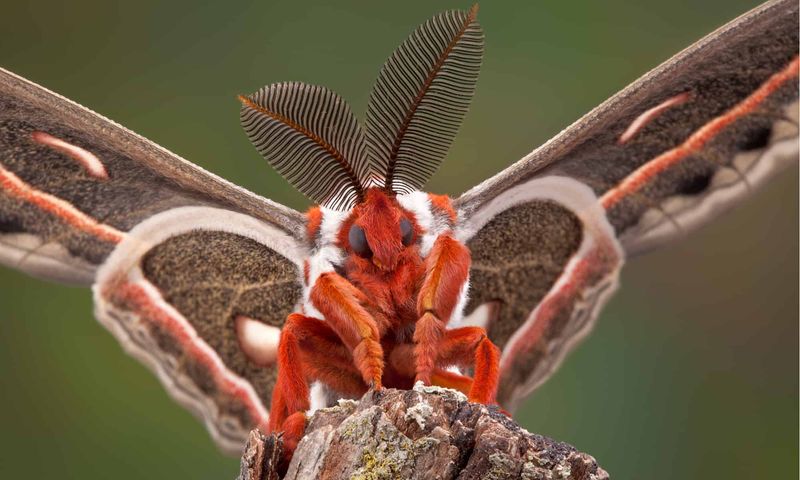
[1,1,797,478]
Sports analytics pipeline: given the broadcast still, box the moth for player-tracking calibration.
[0,0,797,463]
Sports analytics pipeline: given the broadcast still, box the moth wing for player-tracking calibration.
[93,206,306,454]
[0,68,310,452]
[455,177,623,411]
[455,0,798,410]
[458,0,798,256]
[0,67,305,284]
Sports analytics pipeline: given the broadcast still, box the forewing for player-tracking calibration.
[0,67,305,284]
[0,68,310,452]
[458,0,798,255]
[456,0,797,410]
[455,177,622,411]
[94,207,306,454]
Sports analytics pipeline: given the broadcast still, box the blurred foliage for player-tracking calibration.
[0,1,796,478]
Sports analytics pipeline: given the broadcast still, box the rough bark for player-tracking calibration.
[238,384,609,480]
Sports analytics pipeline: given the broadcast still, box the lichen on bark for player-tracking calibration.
[237,384,609,480]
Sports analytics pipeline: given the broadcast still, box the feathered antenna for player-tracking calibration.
[365,5,483,194]
[239,82,369,211]
[240,6,483,208]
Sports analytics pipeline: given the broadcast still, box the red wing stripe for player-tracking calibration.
[109,280,269,429]
[499,240,618,385]
[602,55,800,210]
[618,91,692,144]
[0,163,124,243]
[31,131,109,179]
[501,256,591,369]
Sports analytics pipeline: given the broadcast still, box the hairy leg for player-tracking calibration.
[437,326,500,403]
[415,234,471,384]
[388,343,474,396]
[413,311,444,384]
[431,369,473,395]
[268,313,366,433]
[311,272,385,388]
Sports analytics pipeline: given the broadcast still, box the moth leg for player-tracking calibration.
[310,272,385,388]
[281,412,307,461]
[387,343,474,396]
[290,315,367,397]
[269,312,366,467]
[268,313,365,431]
[430,369,474,396]
[437,326,501,404]
[415,234,471,385]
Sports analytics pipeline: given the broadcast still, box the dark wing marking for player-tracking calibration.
[0,67,305,284]
[457,0,798,255]
[240,82,368,211]
[94,207,305,454]
[455,177,622,411]
[365,5,483,194]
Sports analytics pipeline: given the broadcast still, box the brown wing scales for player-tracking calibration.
[0,67,306,284]
[466,201,583,349]
[456,176,623,409]
[141,230,300,404]
[95,208,306,454]
[457,0,799,255]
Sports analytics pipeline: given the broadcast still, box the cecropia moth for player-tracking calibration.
[0,0,797,470]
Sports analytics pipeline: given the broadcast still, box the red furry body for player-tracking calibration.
[268,188,500,460]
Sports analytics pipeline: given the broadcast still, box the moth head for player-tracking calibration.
[342,188,418,272]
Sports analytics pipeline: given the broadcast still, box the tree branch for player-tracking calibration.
[238,384,608,479]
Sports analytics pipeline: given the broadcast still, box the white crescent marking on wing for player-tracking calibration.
[236,315,281,366]
[31,131,109,179]
[618,91,691,144]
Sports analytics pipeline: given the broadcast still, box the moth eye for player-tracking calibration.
[400,218,414,246]
[348,224,372,258]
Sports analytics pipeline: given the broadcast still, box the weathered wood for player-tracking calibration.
[237,384,609,479]
[238,429,282,480]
